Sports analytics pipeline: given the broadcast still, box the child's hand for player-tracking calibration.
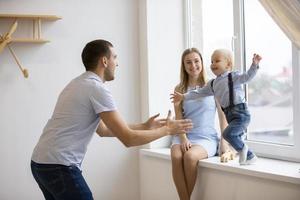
[170,91,184,105]
[252,53,262,66]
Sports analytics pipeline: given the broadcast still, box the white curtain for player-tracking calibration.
[259,0,300,48]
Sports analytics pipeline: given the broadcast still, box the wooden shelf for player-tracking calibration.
[0,13,61,44]
[0,38,49,43]
[12,38,50,43]
[0,14,61,78]
[0,14,62,21]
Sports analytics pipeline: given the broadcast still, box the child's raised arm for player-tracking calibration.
[232,53,262,84]
[252,53,262,65]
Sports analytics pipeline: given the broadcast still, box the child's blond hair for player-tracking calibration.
[213,49,234,70]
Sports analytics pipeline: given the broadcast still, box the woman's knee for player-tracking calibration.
[183,151,199,163]
[171,146,183,162]
[184,146,208,163]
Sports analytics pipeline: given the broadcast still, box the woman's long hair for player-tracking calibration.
[176,48,207,93]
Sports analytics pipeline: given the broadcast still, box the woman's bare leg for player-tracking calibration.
[171,145,189,200]
[183,145,208,198]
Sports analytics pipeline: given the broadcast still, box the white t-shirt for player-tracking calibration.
[31,71,117,167]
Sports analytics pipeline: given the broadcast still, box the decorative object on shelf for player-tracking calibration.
[0,14,62,78]
[0,14,62,43]
[0,20,28,78]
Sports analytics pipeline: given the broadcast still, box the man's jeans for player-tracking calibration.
[31,161,93,200]
[222,103,254,159]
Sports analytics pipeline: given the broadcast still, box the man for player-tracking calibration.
[31,39,193,200]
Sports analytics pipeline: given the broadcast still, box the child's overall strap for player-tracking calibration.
[210,79,215,93]
[228,72,234,107]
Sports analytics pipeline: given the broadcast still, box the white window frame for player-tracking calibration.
[188,0,300,162]
[234,0,300,162]
[184,0,192,48]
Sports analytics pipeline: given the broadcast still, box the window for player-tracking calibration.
[191,0,233,78]
[244,0,293,145]
[189,0,300,161]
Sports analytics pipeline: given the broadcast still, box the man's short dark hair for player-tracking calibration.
[81,39,113,71]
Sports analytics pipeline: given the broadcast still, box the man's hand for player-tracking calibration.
[144,113,166,130]
[165,110,193,135]
[252,53,262,66]
[170,91,184,105]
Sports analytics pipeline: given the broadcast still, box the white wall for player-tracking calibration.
[0,0,141,199]
[140,154,178,200]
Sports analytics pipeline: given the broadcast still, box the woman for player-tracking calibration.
[171,48,233,200]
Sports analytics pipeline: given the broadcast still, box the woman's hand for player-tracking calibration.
[180,139,192,153]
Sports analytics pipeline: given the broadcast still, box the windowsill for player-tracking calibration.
[140,148,300,185]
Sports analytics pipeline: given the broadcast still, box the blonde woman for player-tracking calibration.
[170,48,233,200]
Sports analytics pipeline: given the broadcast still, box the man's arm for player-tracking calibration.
[97,121,145,137]
[96,113,166,137]
[96,120,114,137]
[98,110,193,147]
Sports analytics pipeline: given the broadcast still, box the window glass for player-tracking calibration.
[244,0,293,145]
[192,0,233,78]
